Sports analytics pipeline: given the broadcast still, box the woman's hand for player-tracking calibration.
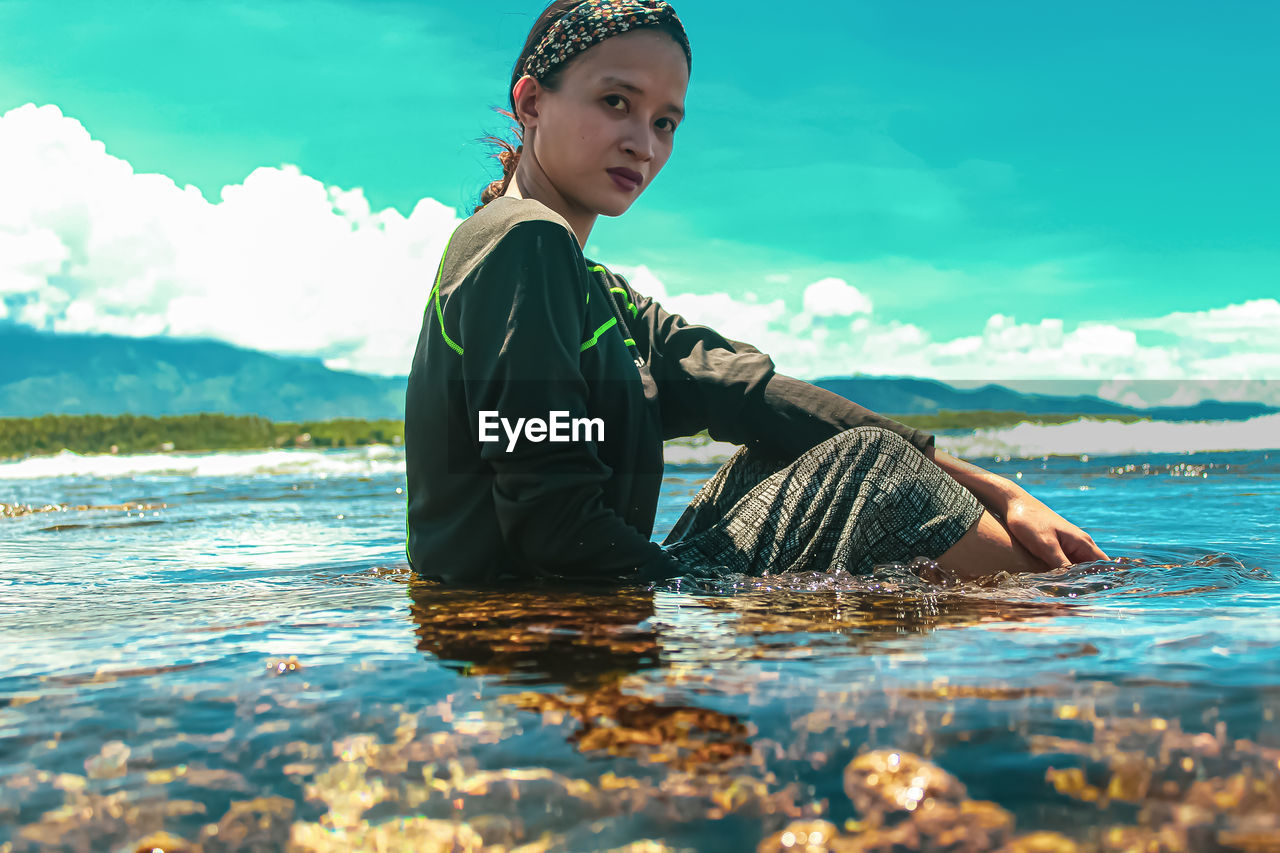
[1003,492,1109,568]
[926,447,1111,569]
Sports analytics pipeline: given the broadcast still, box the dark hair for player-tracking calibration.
[474,1,692,213]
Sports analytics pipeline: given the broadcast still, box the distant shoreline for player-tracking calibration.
[0,414,403,460]
[0,411,1156,460]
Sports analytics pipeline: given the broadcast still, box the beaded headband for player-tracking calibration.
[523,0,692,81]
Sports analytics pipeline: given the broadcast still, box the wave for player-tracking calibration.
[0,446,406,480]
[939,413,1280,458]
[662,439,739,466]
[657,415,1280,465]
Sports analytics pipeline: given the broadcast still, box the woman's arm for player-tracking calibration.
[923,445,1110,568]
[920,446,1017,514]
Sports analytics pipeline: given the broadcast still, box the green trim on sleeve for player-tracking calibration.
[432,231,463,355]
[580,316,618,351]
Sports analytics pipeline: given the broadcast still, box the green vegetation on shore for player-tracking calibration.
[0,410,1149,459]
[0,414,403,459]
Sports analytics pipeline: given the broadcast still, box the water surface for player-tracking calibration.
[1,441,1278,851]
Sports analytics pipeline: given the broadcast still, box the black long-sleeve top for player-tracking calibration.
[404,196,934,585]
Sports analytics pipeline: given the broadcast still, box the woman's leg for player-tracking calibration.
[666,427,985,577]
[665,427,1059,581]
[662,444,794,546]
[935,509,1053,579]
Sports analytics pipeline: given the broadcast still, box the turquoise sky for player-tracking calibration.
[1,0,1276,342]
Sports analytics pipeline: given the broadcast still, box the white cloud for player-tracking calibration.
[0,102,458,375]
[801,277,873,317]
[597,259,1280,405]
[1129,298,1280,344]
[608,263,668,301]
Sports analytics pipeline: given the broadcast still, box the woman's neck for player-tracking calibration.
[502,177,595,251]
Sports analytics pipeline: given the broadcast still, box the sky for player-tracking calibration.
[1,0,1277,404]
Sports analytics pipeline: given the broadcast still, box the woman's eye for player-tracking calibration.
[604,95,676,132]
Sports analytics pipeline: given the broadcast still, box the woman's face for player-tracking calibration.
[515,28,689,218]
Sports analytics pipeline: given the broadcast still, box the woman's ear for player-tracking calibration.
[512,75,542,128]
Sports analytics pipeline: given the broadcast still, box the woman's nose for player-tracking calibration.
[623,126,656,160]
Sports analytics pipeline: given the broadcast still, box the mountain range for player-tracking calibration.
[1,325,1273,422]
[0,326,403,421]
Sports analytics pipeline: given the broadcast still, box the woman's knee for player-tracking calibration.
[831,426,916,457]
[828,427,923,499]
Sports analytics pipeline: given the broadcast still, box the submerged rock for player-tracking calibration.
[131,831,201,853]
[997,832,1084,852]
[842,749,969,823]
[756,819,840,852]
[287,816,485,852]
[759,751,1018,852]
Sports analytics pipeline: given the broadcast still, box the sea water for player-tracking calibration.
[1,418,1278,851]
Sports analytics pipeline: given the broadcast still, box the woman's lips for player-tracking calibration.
[607,168,640,191]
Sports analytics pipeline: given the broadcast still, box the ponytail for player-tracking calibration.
[475,110,523,213]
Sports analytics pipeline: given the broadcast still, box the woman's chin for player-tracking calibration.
[593,180,643,215]
[597,193,637,217]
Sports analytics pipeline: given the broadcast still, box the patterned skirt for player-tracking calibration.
[661,426,986,577]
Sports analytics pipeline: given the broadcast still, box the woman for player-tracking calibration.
[404,0,1108,586]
